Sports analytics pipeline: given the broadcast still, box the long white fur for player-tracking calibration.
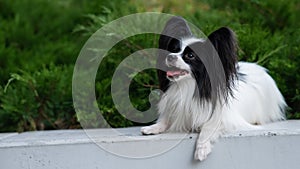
[141,61,286,160]
[157,61,286,129]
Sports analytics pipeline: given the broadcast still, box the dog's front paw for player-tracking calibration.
[141,125,162,135]
[194,141,212,161]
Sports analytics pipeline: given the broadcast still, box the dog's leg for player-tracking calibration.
[141,119,168,135]
[194,117,222,161]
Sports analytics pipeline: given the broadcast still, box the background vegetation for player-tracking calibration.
[0,0,299,132]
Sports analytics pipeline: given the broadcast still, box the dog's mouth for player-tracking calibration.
[166,68,189,79]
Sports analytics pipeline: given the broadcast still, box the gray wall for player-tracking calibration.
[1,121,300,169]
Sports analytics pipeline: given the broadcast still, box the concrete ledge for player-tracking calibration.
[0,120,300,169]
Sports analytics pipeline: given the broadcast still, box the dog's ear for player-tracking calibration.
[208,27,238,81]
[157,17,192,92]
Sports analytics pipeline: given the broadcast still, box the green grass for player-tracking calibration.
[0,0,299,132]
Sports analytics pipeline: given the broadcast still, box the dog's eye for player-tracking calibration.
[185,53,194,59]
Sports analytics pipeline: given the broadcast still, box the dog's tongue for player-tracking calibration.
[167,70,181,77]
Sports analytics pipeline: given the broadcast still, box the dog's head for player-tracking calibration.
[157,16,238,100]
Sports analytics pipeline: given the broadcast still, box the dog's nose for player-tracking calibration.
[167,54,178,62]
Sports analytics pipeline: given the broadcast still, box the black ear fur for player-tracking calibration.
[207,27,238,88]
[157,17,193,92]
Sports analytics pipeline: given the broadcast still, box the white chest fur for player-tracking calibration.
[157,78,213,132]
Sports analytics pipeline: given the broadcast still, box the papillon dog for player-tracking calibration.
[141,16,286,161]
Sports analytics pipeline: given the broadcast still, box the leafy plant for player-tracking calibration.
[0,64,78,132]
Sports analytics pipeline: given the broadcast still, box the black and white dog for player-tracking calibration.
[141,17,286,161]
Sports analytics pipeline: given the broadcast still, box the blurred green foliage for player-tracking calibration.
[0,0,299,132]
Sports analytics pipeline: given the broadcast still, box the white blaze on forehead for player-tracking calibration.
[182,37,205,47]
